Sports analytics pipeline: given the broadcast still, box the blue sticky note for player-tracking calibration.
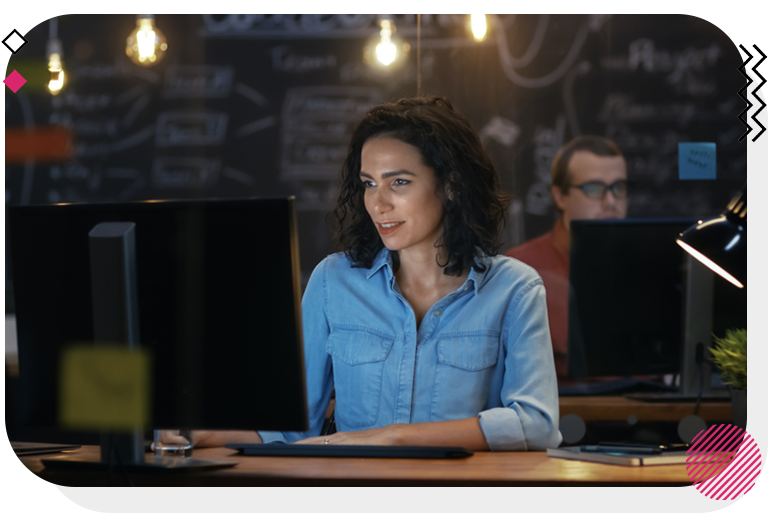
[679,142,717,180]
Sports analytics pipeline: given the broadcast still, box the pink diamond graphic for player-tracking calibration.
[3,70,27,93]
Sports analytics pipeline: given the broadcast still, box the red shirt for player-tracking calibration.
[505,218,570,378]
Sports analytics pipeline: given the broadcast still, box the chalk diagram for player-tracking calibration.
[35,61,279,202]
[153,65,275,193]
[42,61,160,203]
[487,14,605,220]
[488,14,742,220]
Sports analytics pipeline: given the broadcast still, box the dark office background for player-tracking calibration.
[5,14,748,303]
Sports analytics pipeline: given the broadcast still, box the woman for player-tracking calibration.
[196,96,561,451]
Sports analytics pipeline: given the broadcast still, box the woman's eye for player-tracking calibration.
[394,179,410,186]
[362,180,375,188]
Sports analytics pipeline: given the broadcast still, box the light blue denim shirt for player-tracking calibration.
[259,249,562,451]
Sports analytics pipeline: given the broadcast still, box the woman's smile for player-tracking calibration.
[375,221,405,235]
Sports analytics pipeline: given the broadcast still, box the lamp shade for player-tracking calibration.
[677,184,746,288]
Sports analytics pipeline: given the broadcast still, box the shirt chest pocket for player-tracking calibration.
[326,329,394,429]
[431,334,501,420]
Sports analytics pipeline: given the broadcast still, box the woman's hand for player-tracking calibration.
[156,430,262,448]
[154,430,214,448]
[295,425,402,446]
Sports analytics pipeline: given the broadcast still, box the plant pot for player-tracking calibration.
[730,388,747,429]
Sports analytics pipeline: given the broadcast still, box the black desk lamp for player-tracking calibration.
[671,183,747,415]
[676,184,747,289]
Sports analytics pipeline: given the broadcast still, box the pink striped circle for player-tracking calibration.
[686,424,763,500]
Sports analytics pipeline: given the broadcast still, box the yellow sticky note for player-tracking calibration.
[59,344,151,430]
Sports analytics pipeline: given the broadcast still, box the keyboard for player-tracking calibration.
[12,441,81,456]
[226,443,474,459]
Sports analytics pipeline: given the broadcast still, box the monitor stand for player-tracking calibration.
[38,431,237,472]
[40,222,236,472]
[627,256,729,403]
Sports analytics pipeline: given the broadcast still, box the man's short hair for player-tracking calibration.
[550,135,623,194]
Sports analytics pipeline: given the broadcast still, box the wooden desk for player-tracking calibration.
[560,396,732,422]
[20,445,694,487]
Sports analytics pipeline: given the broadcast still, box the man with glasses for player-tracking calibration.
[506,135,628,380]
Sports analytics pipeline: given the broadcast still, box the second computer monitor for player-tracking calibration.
[9,198,308,434]
[567,219,696,378]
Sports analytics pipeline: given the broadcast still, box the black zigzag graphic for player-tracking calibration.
[738,44,753,142]
[750,45,766,142]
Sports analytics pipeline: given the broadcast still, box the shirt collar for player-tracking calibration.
[365,247,393,279]
[465,252,492,293]
[365,248,493,293]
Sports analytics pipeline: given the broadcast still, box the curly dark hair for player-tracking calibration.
[333,95,510,276]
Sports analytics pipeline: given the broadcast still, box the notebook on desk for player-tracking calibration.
[547,446,688,466]
[226,443,474,459]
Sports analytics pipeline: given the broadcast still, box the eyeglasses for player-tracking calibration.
[569,180,628,200]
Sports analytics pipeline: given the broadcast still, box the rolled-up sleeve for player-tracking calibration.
[258,259,334,444]
[477,280,562,451]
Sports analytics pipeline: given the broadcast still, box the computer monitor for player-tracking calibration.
[566,219,692,379]
[8,198,308,449]
[566,218,746,386]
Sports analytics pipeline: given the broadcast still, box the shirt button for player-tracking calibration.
[464,285,469,291]
[434,309,443,317]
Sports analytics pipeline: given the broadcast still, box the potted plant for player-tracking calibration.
[710,329,747,429]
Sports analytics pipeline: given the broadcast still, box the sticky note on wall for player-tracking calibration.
[59,344,151,430]
[679,142,717,180]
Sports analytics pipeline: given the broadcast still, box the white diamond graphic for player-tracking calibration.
[3,30,27,53]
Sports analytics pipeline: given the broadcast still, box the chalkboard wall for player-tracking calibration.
[5,14,747,293]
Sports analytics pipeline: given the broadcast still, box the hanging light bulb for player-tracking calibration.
[46,18,65,96]
[47,38,65,96]
[376,19,398,66]
[470,14,488,42]
[364,17,409,70]
[126,14,168,66]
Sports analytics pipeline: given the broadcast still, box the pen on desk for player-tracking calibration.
[580,445,662,454]
[597,442,675,452]
[598,441,668,451]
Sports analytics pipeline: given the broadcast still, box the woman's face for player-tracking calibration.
[360,136,445,256]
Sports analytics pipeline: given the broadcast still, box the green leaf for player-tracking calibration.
[709,328,747,391]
